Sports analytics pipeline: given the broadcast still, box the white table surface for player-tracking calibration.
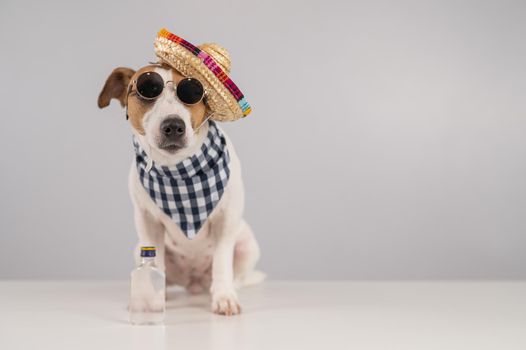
[1,281,525,350]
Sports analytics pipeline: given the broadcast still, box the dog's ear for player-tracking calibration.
[97,67,135,109]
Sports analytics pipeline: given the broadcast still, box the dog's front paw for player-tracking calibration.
[211,290,241,316]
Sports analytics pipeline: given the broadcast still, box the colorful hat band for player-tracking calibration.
[157,29,251,117]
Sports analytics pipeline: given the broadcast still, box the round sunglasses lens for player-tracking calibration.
[136,72,164,99]
[177,78,204,104]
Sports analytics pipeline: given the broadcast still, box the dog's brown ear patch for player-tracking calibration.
[97,67,135,108]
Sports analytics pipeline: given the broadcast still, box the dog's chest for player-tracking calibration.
[130,160,228,256]
[164,221,216,275]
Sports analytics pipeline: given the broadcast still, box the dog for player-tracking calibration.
[97,63,263,315]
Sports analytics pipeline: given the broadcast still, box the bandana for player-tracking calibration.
[133,121,230,239]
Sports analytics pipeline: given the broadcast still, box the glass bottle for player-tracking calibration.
[129,246,165,325]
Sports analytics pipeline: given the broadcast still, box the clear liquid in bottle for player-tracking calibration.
[129,246,165,325]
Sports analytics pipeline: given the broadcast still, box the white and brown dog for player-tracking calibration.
[98,64,262,315]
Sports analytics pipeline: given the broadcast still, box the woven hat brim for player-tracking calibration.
[154,29,251,122]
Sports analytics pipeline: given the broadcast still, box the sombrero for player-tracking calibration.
[154,28,251,122]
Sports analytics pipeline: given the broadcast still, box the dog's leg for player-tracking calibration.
[233,220,263,288]
[133,207,165,271]
[210,218,243,316]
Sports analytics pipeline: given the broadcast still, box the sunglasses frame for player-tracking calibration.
[128,71,206,106]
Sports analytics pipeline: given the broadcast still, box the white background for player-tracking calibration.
[0,0,525,279]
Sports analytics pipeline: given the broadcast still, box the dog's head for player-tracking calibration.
[98,64,208,157]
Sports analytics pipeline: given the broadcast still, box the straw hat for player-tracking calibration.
[154,28,251,122]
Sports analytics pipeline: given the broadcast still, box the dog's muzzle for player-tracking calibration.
[159,115,186,152]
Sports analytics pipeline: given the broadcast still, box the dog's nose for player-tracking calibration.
[160,117,186,139]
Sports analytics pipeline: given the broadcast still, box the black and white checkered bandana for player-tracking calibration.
[133,121,230,239]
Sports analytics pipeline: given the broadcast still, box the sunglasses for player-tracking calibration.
[129,71,205,105]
